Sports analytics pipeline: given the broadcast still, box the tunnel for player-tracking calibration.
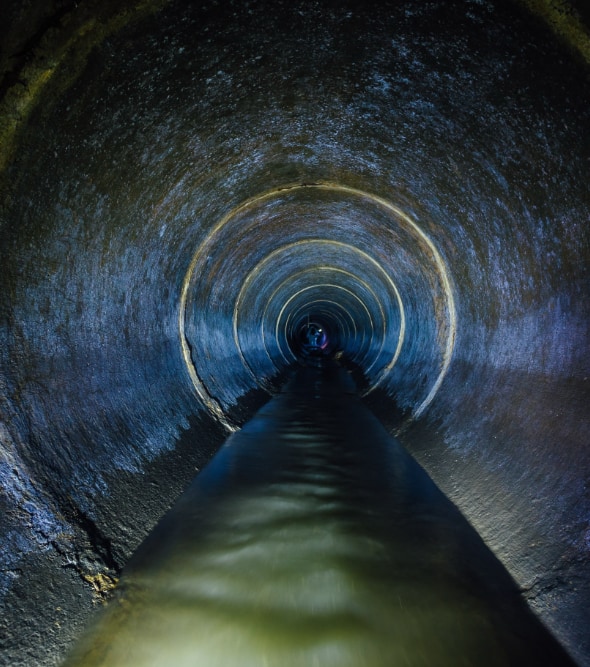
[0,0,589,665]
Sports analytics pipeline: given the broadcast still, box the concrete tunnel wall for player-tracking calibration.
[0,0,589,665]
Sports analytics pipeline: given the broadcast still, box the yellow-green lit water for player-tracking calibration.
[62,361,575,666]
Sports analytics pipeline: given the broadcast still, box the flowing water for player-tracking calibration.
[62,361,575,666]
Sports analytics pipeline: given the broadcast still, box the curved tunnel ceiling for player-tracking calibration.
[0,0,589,665]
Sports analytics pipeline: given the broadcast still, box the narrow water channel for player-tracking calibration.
[62,360,575,666]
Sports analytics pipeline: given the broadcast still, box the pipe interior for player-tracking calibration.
[0,1,589,665]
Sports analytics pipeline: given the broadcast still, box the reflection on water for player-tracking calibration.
[62,362,575,666]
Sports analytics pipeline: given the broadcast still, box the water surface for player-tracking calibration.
[62,361,575,666]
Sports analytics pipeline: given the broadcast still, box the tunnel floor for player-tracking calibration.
[62,360,576,667]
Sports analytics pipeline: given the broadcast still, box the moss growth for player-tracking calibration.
[514,0,590,65]
[0,0,170,177]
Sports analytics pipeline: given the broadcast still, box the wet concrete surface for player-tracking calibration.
[1,1,589,665]
[62,361,576,667]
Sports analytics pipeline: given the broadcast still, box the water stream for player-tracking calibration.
[62,360,575,666]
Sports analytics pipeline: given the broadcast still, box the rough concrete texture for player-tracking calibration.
[0,0,589,665]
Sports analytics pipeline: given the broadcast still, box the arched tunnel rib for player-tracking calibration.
[0,0,589,666]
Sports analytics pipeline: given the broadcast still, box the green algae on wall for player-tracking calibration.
[0,0,170,179]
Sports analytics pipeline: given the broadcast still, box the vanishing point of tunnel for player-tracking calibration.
[0,0,589,665]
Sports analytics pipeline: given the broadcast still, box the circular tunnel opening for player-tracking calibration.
[180,183,455,426]
[293,318,331,356]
